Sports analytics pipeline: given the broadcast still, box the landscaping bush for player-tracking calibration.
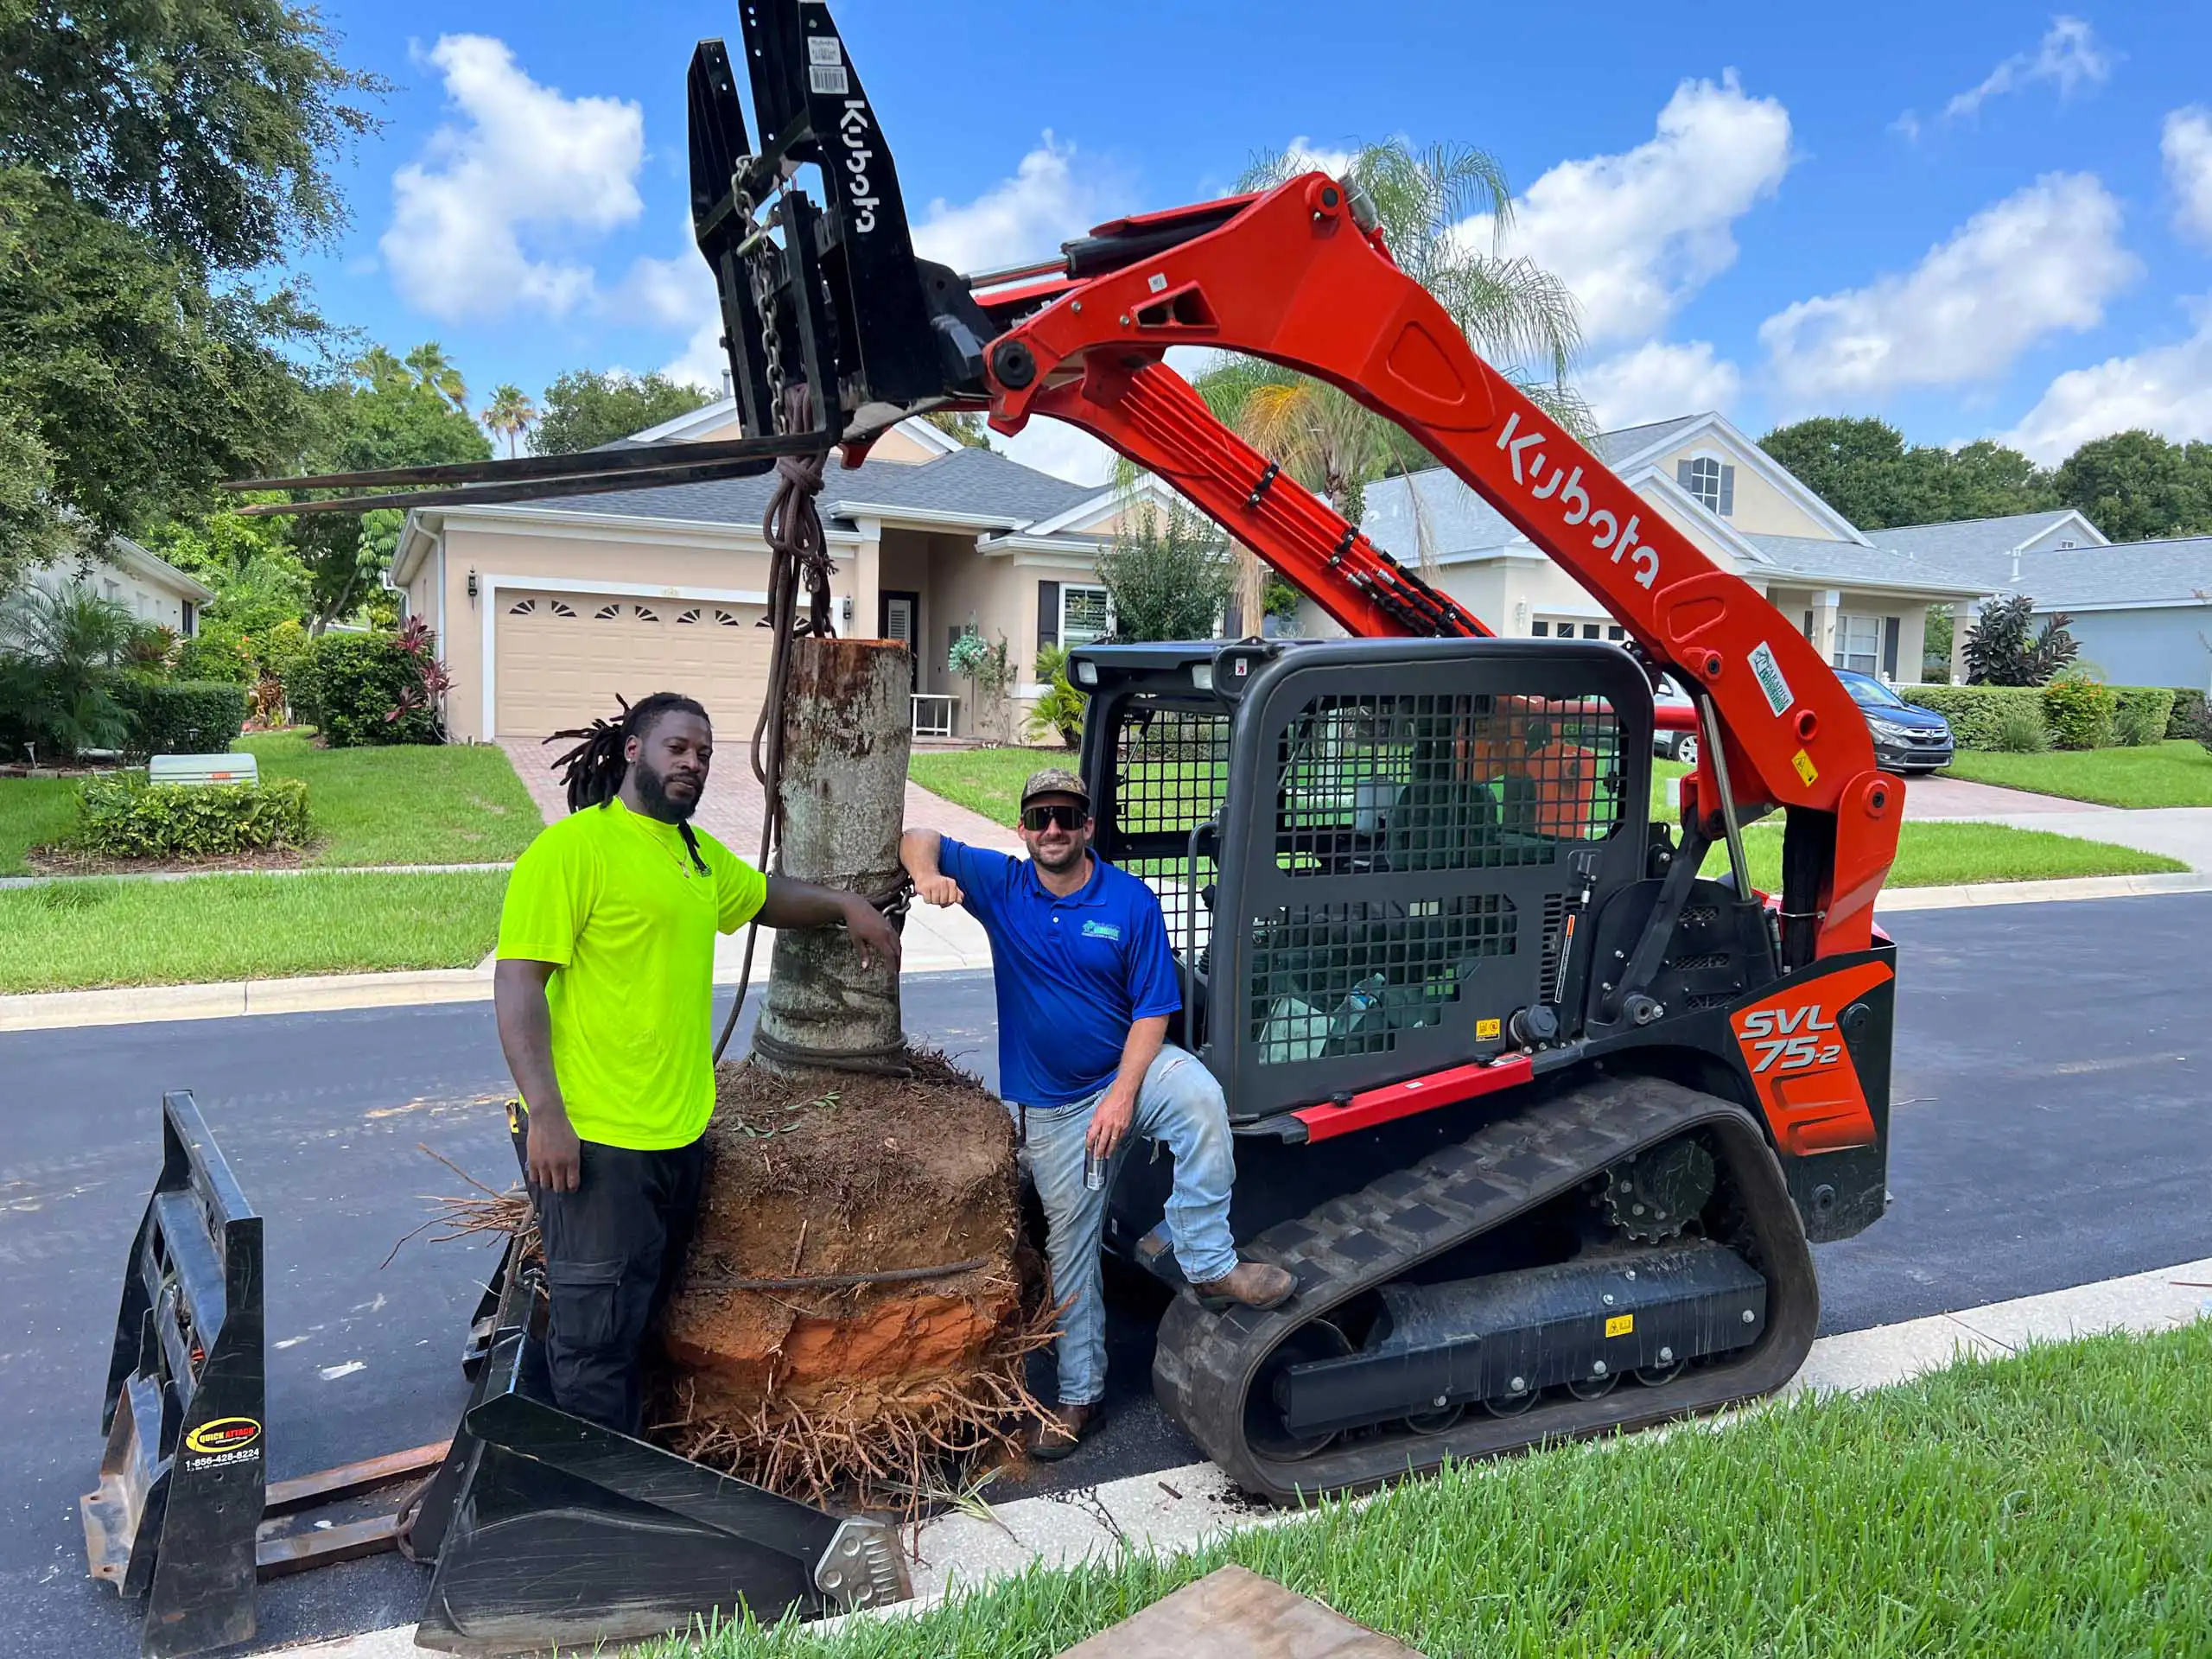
[69,773,310,860]
[1991,702,2051,753]
[112,678,249,757]
[1900,684,2046,750]
[2168,688,2208,741]
[290,624,448,747]
[1022,643,1087,749]
[175,630,256,683]
[2042,677,2115,750]
[2110,686,2177,747]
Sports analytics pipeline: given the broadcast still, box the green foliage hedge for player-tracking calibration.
[2112,687,2177,747]
[70,774,310,860]
[1900,685,2045,749]
[290,631,441,747]
[2169,689,2208,741]
[2041,678,2113,750]
[113,678,248,757]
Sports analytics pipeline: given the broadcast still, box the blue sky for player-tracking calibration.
[300,2,2212,483]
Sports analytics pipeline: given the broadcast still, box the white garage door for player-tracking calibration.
[494,593,771,740]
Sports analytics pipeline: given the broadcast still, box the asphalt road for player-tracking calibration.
[4,893,2208,1654]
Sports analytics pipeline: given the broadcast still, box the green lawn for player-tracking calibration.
[661,1325,2212,1658]
[240,732,542,864]
[0,777,78,875]
[0,870,509,992]
[1947,739,2212,809]
[0,733,541,874]
[910,750,2176,887]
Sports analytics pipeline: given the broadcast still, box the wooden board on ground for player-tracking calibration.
[1052,1564,1427,1658]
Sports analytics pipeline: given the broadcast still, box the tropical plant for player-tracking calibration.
[1024,643,1086,749]
[922,410,990,448]
[404,342,470,414]
[1964,594,2079,687]
[1095,500,1236,643]
[482,384,537,457]
[0,581,136,759]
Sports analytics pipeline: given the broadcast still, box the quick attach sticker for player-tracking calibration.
[1748,640,1794,717]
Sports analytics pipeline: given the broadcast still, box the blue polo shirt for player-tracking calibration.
[937,840,1185,1108]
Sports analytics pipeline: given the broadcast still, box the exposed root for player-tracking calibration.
[385,1145,537,1268]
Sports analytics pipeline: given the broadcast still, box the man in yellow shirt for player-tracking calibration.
[493,691,899,1433]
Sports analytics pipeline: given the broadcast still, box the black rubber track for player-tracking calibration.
[1152,1074,1821,1503]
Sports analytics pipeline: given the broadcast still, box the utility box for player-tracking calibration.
[148,753,259,787]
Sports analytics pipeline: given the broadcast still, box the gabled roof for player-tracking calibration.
[109,537,217,604]
[1586,415,1705,468]
[1869,510,2106,582]
[1744,533,1992,599]
[1360,467,1520,564]
[2009,537,2212,611]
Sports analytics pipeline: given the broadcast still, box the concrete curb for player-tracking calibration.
[1873,869,2212,911]
[284,1254,2212,1657]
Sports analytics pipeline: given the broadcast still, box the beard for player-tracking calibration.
[632,760,700,823]
[1031,834,1088,874]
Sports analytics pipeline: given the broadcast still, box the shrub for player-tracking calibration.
[2168,688,2208,741]
[292,623,448,747]
[175,630,255,683]
[111,678,249,758]
[1023,643,1087,749]
[1899,684,2046,750]
[2042,677,2114,750]
[69,773,310,860]
[2110,687,2177,748]
[0,581,134,759]
[1991,703,2051,753]
[1963,594,2078,686]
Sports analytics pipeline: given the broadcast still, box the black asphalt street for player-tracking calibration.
[3,894,2207,1654]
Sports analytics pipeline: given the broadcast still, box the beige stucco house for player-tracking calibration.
[1332,412,1992,684]
[32,537,214,637]
[391,404,1156,745]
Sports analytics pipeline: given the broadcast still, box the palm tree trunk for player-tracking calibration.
[1234,547,1267,639]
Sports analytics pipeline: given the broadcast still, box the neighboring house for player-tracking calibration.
[1336,412,1990,685]
[30,537,213,636]
[391,403,1154,744]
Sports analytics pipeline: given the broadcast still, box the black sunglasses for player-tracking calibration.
[1021,803,1088,832]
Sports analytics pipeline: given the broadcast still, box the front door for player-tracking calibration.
[880,590,919,690]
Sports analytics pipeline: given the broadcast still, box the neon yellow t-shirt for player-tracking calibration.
[496,798,766,1149]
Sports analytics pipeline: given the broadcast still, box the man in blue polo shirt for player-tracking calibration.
[901,766,1294,1459]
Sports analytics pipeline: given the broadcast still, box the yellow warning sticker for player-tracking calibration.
[1792,748,1819,786]
[1605,1313,1634,1338]
[1476,1017,1502,1040]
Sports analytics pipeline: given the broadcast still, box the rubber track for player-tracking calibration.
[1152,1075,1820,1503]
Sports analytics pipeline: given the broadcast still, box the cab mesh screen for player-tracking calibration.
[1111,709,1230,963]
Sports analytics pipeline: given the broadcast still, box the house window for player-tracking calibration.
[1530,620,1549,637]
[1059,584,1111,647]
[1678,455,1736,517]
[1607,625,1625,641]
[181,601,197,637]
[1834,613,1882,677]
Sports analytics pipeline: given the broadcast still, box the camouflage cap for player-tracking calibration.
[1020,766,1090,809]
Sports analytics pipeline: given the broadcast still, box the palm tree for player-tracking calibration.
[483,385,537,458]
[404,342,470,414]
[1192,139,1587,620]
[353,345,412,391]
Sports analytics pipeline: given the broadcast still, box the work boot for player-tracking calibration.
[1192,1260,1296,1312]
[1027,1402,1102,1462]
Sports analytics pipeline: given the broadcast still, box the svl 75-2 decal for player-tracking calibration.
[1728,961,1893,1156]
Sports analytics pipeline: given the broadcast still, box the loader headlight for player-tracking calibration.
[1192,663,1214,691]
[1074,659,1098,688]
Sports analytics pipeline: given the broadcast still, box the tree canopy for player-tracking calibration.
[1756,417,2057,531]
[2050,431,2212,543]
[531,371,715,454]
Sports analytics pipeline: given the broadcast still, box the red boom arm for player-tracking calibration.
[978,175,1899,959]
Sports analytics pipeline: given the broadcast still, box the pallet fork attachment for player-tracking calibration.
[86,1095,909,1657]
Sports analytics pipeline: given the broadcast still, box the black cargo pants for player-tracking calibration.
[509,1103,708,1435]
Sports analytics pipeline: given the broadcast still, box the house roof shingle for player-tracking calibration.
[1585,414,1706,467]
[2005,537,2212,610]
[1743,533,1991,596]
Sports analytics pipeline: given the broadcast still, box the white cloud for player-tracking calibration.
[382,35,644,321]
[1943,16,2114,122]
[1580,341,1742,430]
[909,136,1116,276]
[1759,173,2137,406]
[1463,73,1792,346]
[1280,136,1359,181]
[2164,108,2212,246]
[997,420,1118,487]
[2002,301,2212,461]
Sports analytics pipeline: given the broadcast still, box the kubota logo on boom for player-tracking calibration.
[1494,411,1660,591]
[1738,1003,1844,1076]
[839,101,880,232]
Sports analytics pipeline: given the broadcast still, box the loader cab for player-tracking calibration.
[1071,636,1659,1124]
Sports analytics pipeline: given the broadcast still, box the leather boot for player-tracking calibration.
[1027,1401,1102,1462]
[1191,1259,1296,1311]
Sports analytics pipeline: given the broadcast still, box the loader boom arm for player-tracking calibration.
[969,178,1900,959]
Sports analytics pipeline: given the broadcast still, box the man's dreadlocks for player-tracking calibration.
[547,692,713,874]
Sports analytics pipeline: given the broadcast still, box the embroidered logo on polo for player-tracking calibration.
[1079,920,1122,941]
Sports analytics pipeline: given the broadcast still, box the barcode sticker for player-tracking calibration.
[1748,640,1794,717]
[808,63,849,94]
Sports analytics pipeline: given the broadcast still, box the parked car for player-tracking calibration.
[1837,669,1953,772]
[1652,676,1699,766]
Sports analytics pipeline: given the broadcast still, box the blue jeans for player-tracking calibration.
[1019,1046,1239,1406]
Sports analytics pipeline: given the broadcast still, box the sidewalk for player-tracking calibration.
[1901,773,2212,873]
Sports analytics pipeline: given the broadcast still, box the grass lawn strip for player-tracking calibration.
[0,776,76,875]
[1947,740,2212,809]
[911,752,2180,887]
[240,732,541,865]
[652,1323,2212,1658]
[0,870,508,993]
